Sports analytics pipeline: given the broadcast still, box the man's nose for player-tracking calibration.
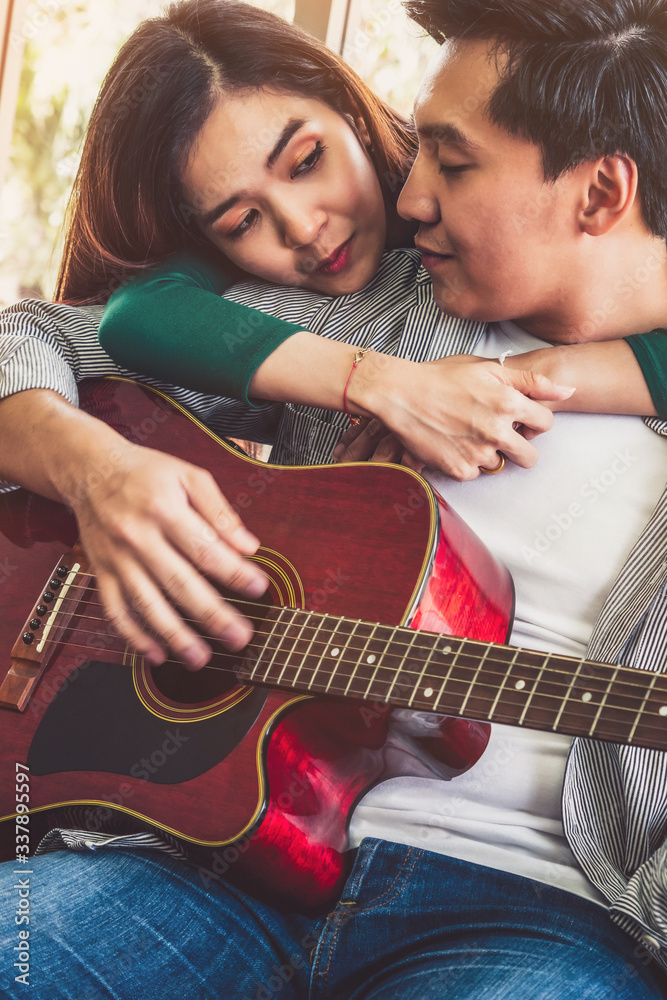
[397,156,441,225]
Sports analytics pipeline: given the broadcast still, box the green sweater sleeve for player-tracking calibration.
[99,251,304,404]
[625,330,667,419]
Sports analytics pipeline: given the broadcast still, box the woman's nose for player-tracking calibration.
[280,201,327,250]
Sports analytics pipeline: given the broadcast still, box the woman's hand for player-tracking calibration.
[341,354,575,480]
[0,390,267,669]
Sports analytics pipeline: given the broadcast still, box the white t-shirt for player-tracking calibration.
[349,321,667,905]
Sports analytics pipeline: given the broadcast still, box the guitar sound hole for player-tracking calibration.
[149,654,243,705]
[148,591,277,706]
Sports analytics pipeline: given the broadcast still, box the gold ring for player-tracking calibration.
[480,453,506,475]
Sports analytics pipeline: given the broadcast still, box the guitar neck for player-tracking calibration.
[235,605,667,750]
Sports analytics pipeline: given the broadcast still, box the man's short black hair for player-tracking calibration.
[404,0,667,241]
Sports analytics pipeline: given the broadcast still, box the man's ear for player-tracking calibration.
[579,155,639,235]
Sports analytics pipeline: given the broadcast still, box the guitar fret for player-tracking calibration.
[291,612,329,690]
[458,642,491,716]
[551,657,584,732]
[342,623,379,697]
[432,639,462,713]
[588,665,620,738]
[362,627,387,700]
[308,615,341,692]
[628,670,659,744]
[243,608,283,682]
[259,607,296,684]
[383,628,418,706]
[407,634,441,708]
[333,621,360,696]
[238,597,666,752]
[487,647,519,720]
[518,654,549,726]
[275,612,311,688]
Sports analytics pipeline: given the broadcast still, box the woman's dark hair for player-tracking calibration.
[405,0,667,242]
[56,0,417,304]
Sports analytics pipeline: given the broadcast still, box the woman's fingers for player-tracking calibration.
[500,368,576,404]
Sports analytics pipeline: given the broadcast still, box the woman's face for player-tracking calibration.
[181,89,387,295]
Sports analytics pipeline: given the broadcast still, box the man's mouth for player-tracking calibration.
[415,242,455,269]
[316,237,354,275]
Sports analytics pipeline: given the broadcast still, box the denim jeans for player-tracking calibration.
[0,838,664,999]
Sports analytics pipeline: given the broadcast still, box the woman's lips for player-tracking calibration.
[317,237,353,275]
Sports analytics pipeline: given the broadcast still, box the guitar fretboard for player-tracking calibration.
[235,606,667,750]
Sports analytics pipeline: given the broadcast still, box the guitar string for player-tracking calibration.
[28,624,667,737]
[25,575,635,683]
[25,578,640,683]
[26,600,665,705]
[25,596,667,701]
[24,635,667,746]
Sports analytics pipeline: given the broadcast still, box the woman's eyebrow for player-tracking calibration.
[266,117,308,168]
[199,118,309,228]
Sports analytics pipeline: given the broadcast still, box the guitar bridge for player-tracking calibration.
[0,547,90,712]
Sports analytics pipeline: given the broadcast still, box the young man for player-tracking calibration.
[1,1,666,997]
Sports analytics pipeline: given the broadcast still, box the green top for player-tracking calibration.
[99,251,303,405]
[100,252,667,418]
[625,330,667,419]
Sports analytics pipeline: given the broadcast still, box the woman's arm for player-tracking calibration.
[99,251,305,403]
[100,254,574,480]
[502,337,660,416]
[249,331,571,479]
[334,336,662,467]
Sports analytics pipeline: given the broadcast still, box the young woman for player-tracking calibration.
[0,0,661,669]
[81,0,663,432]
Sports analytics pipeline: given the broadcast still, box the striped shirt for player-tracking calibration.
[1,248,667,964]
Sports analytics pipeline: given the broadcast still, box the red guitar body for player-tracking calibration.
[0,379,513,912]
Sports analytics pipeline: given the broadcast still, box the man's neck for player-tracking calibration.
[514,238,667,345]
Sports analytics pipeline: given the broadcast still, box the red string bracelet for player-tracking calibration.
[342,348,371,425]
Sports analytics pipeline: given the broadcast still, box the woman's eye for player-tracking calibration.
[292,141,327,178]
[229,209,259,241]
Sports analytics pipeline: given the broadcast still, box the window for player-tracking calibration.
[342,0,437,117]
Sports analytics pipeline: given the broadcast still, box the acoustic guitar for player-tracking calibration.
[0,378,664,913]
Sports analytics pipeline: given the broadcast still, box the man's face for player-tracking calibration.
[398,39,584,332]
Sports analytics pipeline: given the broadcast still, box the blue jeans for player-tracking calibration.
[0,839,664,999]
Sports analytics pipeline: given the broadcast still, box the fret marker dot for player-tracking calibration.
[330,648,340,657]
[424,687,434,698]
[581,692,592,703]
[442,645,452,654]
[660,706,667,717]
[367,655,376,664]
[515,680,526,691]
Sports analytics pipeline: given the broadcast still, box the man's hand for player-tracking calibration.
[338,355,575,479]
[0,390,267,670]
[71,445,268,670]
